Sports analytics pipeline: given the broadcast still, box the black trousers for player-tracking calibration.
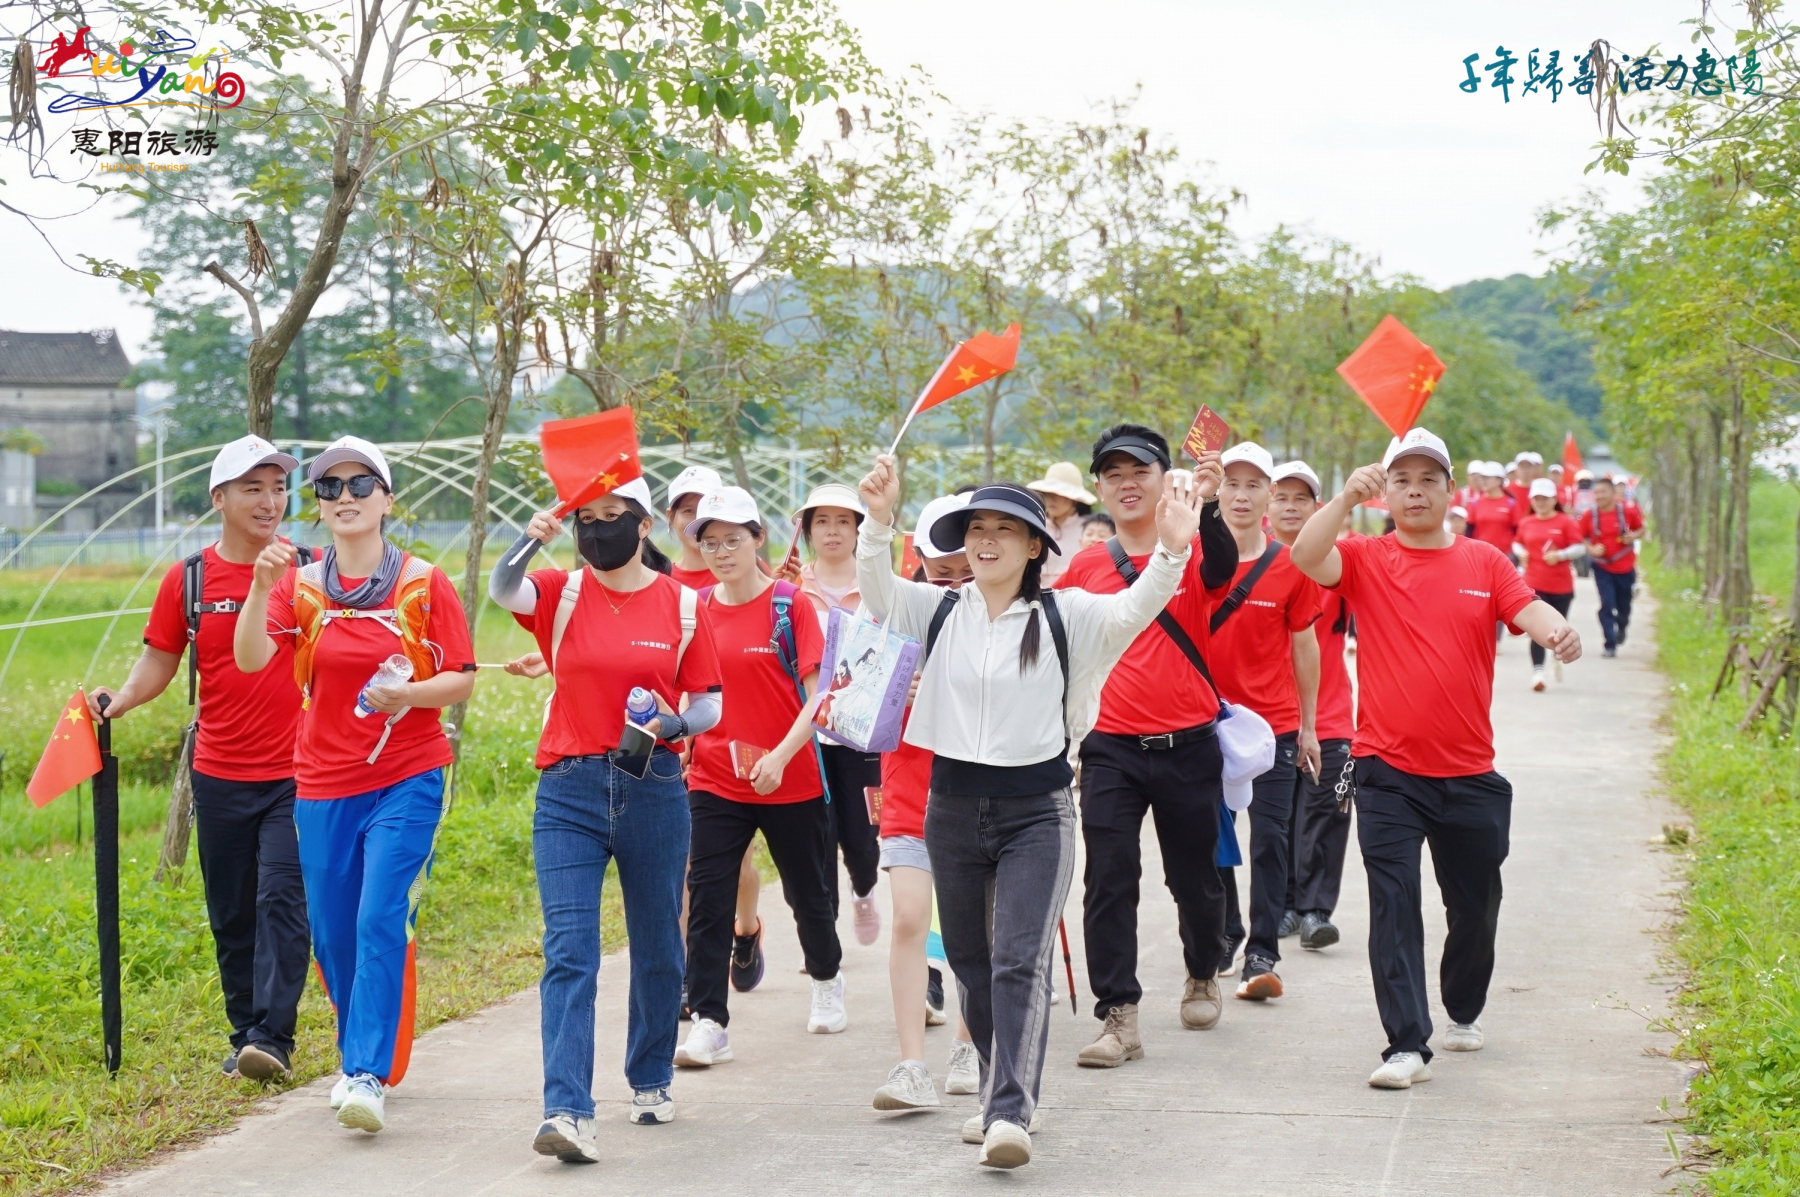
[820,743,881,912]
[1354,755,1511,1062]
[191,770,311,1055]
[1078,729,1226,1017]
[1288,738,1354,917]
[1222,731,1298,963]
[1593,566,1636,650]
[1530,590,1573,666]
[686,789,842,1026]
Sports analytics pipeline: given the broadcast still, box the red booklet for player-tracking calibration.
[1182,404,1231,460]
[731,741,768,780]
[864,786,883,824]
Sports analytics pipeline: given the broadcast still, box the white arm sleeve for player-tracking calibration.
[488,533,543,615]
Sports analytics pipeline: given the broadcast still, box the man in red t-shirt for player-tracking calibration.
[1583,475,1644,657]
[1208,441,1321,1003]
[1056,424,1233,1067]
[1292,427,1580,1091]
[1270,460,1355,951]
[88,436,310,1082]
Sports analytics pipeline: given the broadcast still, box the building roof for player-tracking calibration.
[0,329,133,387]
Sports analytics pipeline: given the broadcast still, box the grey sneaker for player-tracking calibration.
[533,1114,600,1162]
[1442,1021,1485,1052]
[629,1088,674,1123]
[944,1040,980,1095]
[873,1061,941,1110]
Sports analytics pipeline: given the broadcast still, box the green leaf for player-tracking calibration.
[568,44,594,72]
[703,13,722,41]
[605,49,632,80]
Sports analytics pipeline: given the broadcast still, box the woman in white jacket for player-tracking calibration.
[855,455,1212,1170]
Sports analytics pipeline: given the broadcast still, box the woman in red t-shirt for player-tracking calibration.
[487,474,723,1161]
[1516,479,1588,692]
[235,437,476,1135]
[669,486,849,1070]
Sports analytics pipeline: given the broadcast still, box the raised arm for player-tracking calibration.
[1294,463,1384,588]
[489,511,561,615]
[1059,470,1200,663]
[234,540,295,673]
[855,454,957,641]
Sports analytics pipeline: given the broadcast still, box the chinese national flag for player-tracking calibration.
[906,324,1022,422]
[27,690,101,807]
[1562,432,1584,479]
[1335,315,1446,436]
[539,407,642,516]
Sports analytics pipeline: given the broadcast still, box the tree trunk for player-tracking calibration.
[1704,407,1725,601]
[292,325,311,441]
[1723,378,1753,628]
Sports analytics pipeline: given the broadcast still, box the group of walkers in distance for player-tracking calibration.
[87,416,1644,1170]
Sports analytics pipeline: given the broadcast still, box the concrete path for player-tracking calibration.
[107,579,1686,1195]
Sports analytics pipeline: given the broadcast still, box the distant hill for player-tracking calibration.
[1448,274,1601,427]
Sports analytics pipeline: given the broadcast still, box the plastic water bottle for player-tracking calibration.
[626,686,659,727]
[355,654,413,718]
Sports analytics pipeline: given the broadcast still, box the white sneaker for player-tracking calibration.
[1442,1021,1485,1052]
[674,1018,732,1067]
[328,1073,350,1110]
[852,894,881,946]
[873,1061,941,1110]
[628,1088,674,1123]
[1368,1052,1433,1089]
[807,973,847,1034]
[944,1040,979,1095]
[532,1114,600,1162]
[336,1074,385,1132]
[962,1109,1040,1143]
[978,1120,1033,1168]
[1531,668,1546,692]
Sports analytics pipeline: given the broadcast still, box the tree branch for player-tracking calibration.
[204,261,265,339]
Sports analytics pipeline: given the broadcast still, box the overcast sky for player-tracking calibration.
[2,0,1696,360]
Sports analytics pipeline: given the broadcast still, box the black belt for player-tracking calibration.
[1113,722,1216,751]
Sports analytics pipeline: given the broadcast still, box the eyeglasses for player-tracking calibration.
[698,533,753,555]
[312,473,385,502]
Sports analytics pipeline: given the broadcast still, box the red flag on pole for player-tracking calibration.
[539,407,642,517]
[27,689,101,807]
[1561,432,1584,479]
[1335,315,1447,436]
[888,324,1022,453]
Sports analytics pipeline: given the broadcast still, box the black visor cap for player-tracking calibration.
[1090,434,1172,474]
[929,484,1062,555]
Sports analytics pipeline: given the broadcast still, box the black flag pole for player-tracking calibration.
[93,694,121,1074]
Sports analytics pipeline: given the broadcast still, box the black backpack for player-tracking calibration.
[182,543,315,705]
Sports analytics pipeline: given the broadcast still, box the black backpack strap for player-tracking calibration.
[1209,539,1283,635]
[924,588,959,658]
[294,543,316,566]
[1039,590,1070,715]
[182,550,206,706]
[1330,592,1350,636]
[1107,536,1218,694]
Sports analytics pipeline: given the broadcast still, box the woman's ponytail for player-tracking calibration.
[1016,538,1047,672]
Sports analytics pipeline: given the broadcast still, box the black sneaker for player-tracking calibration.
[926,966,946,1024]
[1277,909,1300,938]
[1218,934,1245,977]
[1616,626,1627,647]
[235,1041,291,1081]
[221,1050,241,1079]
[1235,954,1283,1001]
[1299,912,1339,950]
[729,920,765,993]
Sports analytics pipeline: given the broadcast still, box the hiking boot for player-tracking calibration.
[1235,954,1283,1001]
[1299,912,1339,950]
[1368,1052,1433,1089]
[1442,1021,1485,1052]
[1076,1004,1142,1067]
[730,919,765,993]
[1277,909,1300,938]
[1180,977,1222,1030]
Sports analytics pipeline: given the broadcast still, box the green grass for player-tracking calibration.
[1654,477,1800,1193]
[0,565,618,1195]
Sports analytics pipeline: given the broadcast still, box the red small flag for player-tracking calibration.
[1335,315,1446,436]
[907,324,1021,422]
[1182,404,1232,460]
[899,533,922,581]
[539,407,642,516]
[27,689,101,807]
[1562,432,1584,479]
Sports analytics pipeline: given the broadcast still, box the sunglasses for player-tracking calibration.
[312,473,386,502]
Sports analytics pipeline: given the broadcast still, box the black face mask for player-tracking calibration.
[576,514,644,572]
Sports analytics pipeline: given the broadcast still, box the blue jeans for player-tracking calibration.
[293,768,444,1085]
[1593,566,1635,650]
[535,748,690,1118]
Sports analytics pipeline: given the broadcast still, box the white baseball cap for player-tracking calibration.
[1450,504,1469,519]
[209,435,299,491]
[613,476,655,512]
[685,486,762,538]
[1528,478,1558,499]
[1515,450,1544,466]
[666,465,723,509]
[1381,427,1454,477]
[914,493,972,558]
[306,435,392,488]
[1271,460,1321,499]
[1219,441,1275,479]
